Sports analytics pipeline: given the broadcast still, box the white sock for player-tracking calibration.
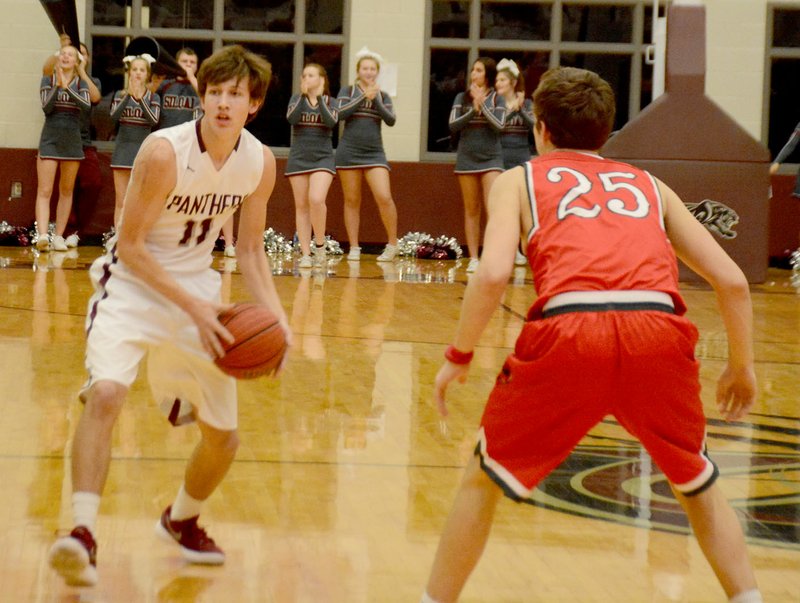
[170,485,204,521]
[730,589,763,603]
[72,491,101,533]
[420,593,442,603]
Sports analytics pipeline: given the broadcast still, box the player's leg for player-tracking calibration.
[614,312,761,602]
[340,169,363,257]
[112,168,131,227]
[671,485,760,601]
[364,167,398,260]
[308,171,333,249]
[72,380,128,494]
[35,157,58,248]
[157,419,238,565]
[49,379,128,587]
[424,455,502,603]
[457,174,482,261]
[289,174,313,257]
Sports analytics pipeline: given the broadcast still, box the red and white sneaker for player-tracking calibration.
[48,526,98,587]
[155,506,225,565]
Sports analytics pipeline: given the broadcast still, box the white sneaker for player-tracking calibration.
[35,235,50,251]
[224,245,236,258]
[52,235,68,252]
[48,526,98,587]
[376,243,398,262]
[466,258,480,273]
[298,255,313,269]
[313,243,326,263]
[65,233,80,248]
[514,250,527,266]
[347,246,361,261]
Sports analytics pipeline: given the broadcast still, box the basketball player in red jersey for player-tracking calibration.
[422,67,761,603]
[48,45,290,587]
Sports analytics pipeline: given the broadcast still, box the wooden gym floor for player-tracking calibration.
[0,246,797,602]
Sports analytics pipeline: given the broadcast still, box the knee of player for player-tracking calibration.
[203,428,240,456]
[85,381,127,418]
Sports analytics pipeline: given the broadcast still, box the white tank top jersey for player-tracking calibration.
[133,119,265,273]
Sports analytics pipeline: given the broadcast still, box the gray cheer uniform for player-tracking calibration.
[110,90,161,168]
[335,85,395,170]
[773,120,800,197]
[38,74,91,160]
[286,94,338,176]
[449,90,506,174]
[501,98,535,170]
[157,79,201,129]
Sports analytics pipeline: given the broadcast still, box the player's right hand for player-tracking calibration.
[190,300,235,359]
[715,363,757,421]
[433,361,470,418]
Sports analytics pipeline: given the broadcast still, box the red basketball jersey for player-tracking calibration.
[523,151,686,318]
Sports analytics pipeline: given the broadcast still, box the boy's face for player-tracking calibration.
[178,53,198,77]
[201,76,261,131]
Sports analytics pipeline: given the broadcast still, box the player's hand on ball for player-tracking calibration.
[190,300,234,359]
[433,361,469,418]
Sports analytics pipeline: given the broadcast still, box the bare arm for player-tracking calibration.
[234,146,292,344]
[659,179,756,421]
[433,169,522,416]
[115,137,235,358]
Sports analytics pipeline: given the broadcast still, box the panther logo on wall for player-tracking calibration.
[685,199,739,239]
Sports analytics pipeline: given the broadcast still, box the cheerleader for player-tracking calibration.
[449,57,506,272]
[335,47,399,262]
[496,58,535,266]
[35,44,91,251]
[287,63,338,268]
[109,54,161,226]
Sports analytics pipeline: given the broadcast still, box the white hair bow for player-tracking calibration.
[497,58,520,79]
[354,46,383,66]
[122,53,156,66]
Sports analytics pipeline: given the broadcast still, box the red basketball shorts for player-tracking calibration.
[477,309,716,501]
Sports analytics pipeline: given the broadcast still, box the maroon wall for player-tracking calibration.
[0,148,468,247]
[0,147,793,260]
[769,174,800,258]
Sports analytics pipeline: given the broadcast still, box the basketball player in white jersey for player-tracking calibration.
[48,45,289,587]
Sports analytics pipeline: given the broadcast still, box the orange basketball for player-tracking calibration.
[214,303,287,379]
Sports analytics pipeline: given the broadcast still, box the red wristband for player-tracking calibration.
[445,344,474,365]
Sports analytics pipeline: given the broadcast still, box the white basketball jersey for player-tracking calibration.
[134,119,264,273]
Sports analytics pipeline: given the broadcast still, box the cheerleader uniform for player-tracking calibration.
[110,90,161,168]
[285,94,338,176]
[500,98,535,170]
[335,85,395,170]
[449,90,506,174]
[38,74,91,160]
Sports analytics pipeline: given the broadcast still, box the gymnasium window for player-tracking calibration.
[85,0,346,150]
[767,7,800,165]
[423,0,666,158]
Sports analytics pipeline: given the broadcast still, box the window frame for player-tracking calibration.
[84,0,349,152]
[764,3,800,168]
[421,0,661,161]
